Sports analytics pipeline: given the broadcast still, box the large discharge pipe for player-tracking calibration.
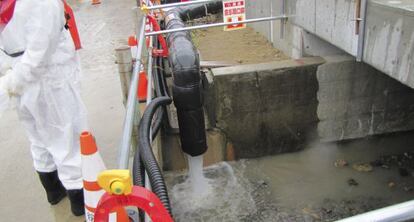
[164,1,222,157]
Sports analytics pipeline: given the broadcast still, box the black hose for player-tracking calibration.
[156,58,169,97]
[153,46,164,97]
[136,96,173,214]
[134,41,166,187]
[161,0,179,4]
[132,153,146,187]
[134,36,171,186]
[177,1,223,22]
[134,38,171,222]
[159,58,170,97]
[151,40,170,140]
[151,56,164,140]
[161,0,222,22]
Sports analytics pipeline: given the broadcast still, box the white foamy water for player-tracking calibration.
[187,155,211,196]
[166,161,256,221]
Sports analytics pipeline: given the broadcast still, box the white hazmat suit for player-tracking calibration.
[0,0,87,190]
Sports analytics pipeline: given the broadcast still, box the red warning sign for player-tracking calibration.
[223,0,246,31]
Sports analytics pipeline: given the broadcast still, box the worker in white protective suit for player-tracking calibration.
[0,0,86,216]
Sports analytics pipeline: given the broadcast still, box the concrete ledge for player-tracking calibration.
[370,0,414,16]
[212,57,326,76]
[204,57,325,159]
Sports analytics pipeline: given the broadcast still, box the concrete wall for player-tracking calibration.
[162,56,414,168]
[162,1,414,168]
[204,57,323,159]
[287,0,359,56]
[245,0,414,89]
[318,55,414,141]
[363,1,414,89]
[199,56,414,160]
[245,0,359,57]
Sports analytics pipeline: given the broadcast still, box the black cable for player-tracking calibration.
[151,40,170,140]
[158,57,170,97]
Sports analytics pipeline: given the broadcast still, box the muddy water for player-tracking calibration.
[165,131,414,221]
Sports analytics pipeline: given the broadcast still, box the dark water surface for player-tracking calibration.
[166,131,414,221]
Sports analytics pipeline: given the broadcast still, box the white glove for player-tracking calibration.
[0,70,22,96]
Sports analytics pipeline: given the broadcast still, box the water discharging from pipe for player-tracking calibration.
[167,158,256,221]
[187,155,211,196]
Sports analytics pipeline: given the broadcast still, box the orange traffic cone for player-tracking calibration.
[92,0,101,5]
[80,132,106,222]
[128,36,137,47]
[137,65,148,103]
[80,132,129,222]
[128,36,138,60]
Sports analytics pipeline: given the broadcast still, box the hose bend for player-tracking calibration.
[133,96,173,214]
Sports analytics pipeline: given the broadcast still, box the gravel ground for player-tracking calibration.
[191,15,289,64]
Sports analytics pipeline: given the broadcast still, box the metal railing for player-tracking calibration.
[145,16,287,36]
[336,199,414,222]
[356,0,368,62]
[117,0,149,169]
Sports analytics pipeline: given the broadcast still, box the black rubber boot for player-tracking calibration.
[37,171,67,205]
[67,189,85,216]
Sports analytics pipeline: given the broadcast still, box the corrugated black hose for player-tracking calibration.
[133,97,173,215]
[133,50,171,219]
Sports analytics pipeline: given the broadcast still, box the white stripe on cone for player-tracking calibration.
[81,145,108,222]
[84,189,106,210]
[82,152,106,182]
[81,136,123,222]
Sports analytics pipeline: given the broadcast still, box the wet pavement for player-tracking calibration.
[0,0,136,221]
